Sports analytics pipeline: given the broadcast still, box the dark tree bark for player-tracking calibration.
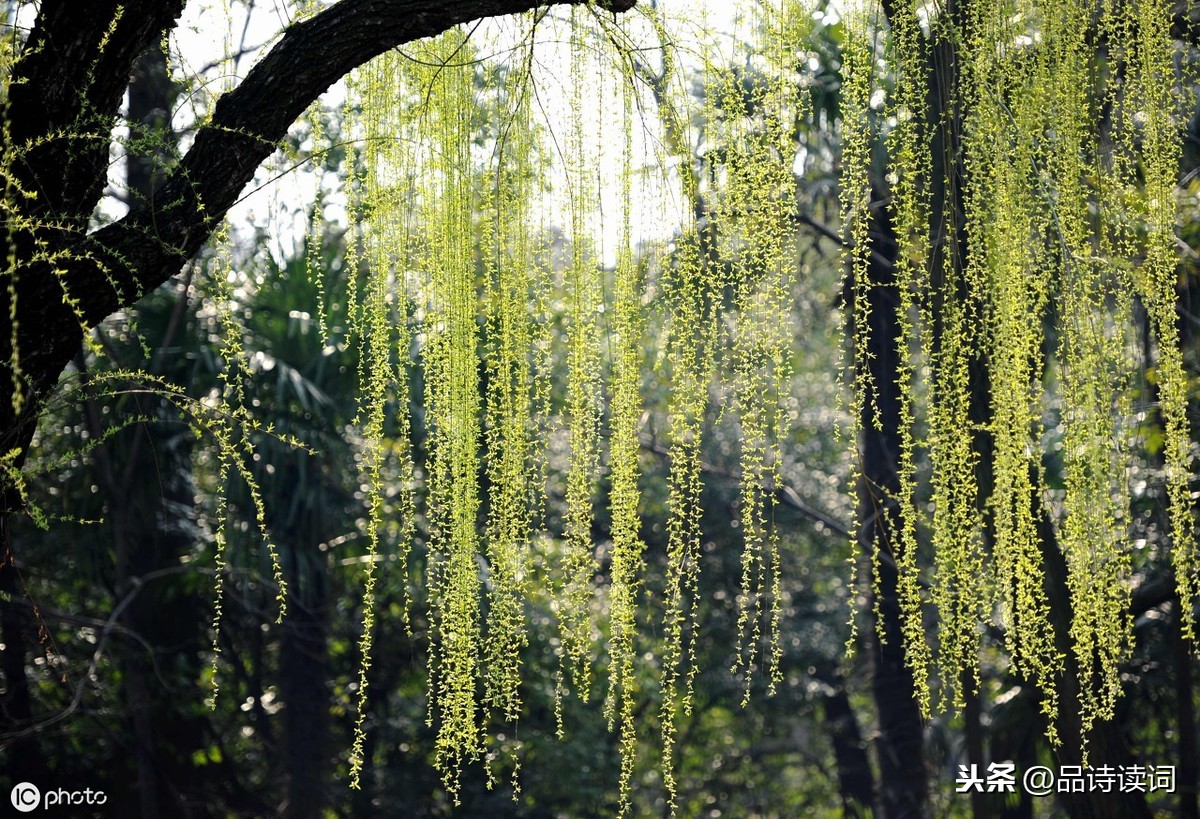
[820,672,876,818]
[127,45,177,204]
[856,200,929,819]
[279,519,332,819]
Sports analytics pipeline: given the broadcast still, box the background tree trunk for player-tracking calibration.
[820,671,876,818]
[1176,597,1198,819]
[280,533,331,819]
[858,201,929,819]
[0,513,48,787]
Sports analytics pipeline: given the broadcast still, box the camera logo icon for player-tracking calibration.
[11,782,40,812]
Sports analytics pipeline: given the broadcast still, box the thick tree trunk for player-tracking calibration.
[820,672,876,818]
[857,203,929,819]
[0,511,49,787]
[128,45,177,206]
[280,535,331,819]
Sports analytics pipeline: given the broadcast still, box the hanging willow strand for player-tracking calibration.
[479,66,533,728]
[319,0,1198,805]
[647,6,718,807]
[869,0,1193,749]
[960,0,1065,742]
[555,6,604,712]
[839,0,882,660]
[604,45,645,815]
[884,0,936,717]
[345,47,419,788]
[720,0,801,699]
[1133,0,1195,640]
[477,20,553,792]
[919,0,988,718]
[1041,0,1135,752]
[419,33,487,799]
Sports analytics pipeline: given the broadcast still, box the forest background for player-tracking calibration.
[2,1,1200,817]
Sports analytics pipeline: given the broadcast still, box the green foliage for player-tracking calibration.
[838,0,1196,759]
[4,0,1198,814]
[335,0,1198,803]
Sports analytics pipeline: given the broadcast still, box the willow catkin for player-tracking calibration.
[345,49,419,788]
[554,8,605,714]
[324,0,1195,800]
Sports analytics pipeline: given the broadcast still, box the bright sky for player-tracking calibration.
[80,0,818,266]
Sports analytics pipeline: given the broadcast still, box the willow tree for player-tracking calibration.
[0,0,636,792]
[841,1,1198,815]
[0,0,630,504]
[2,0,1199,815]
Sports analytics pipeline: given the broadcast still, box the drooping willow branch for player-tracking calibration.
[856,0,1195,761]
[5,0,1195,812]
[79,0,633,328]
[1,0,638,451]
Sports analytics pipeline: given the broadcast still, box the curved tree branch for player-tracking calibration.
[1,0,636,458]
[8,0,188,225]
[79,0,633,328]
